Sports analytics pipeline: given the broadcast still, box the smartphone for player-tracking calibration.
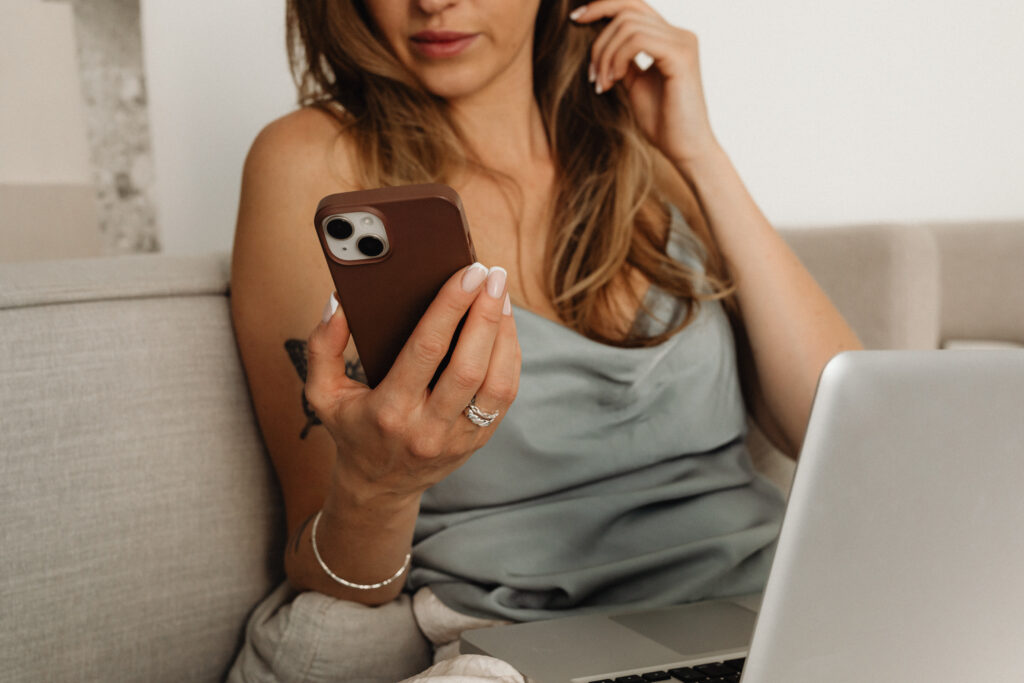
[314,183,477,389]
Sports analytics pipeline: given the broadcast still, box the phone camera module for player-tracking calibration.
[357,235,385,258]
[326,217,354,240]
[322,211,388,262]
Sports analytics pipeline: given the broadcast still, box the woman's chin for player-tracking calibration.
[415,68,496,103]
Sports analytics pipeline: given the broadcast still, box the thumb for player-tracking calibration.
[316,292,349,350]
[305,292,355,403]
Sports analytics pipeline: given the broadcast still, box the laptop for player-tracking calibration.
[461,350,1024,682]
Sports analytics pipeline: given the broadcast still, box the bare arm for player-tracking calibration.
[577,0,862,455]
[675,144,862,455]
[231,109,519,604]
[230,109,414,603]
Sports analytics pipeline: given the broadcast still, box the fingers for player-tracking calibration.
[570,0,658,24]
[428,266,515,421]
[382,262,493,398]
[305,292,357,413]
[469,304,521,428]
[593,12,664,92]
[316,291,349,349]
[571,1,682,93]
[599,19,675,93]
[307,292,349,368]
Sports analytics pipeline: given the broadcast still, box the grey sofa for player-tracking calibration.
[2,222,1022,682]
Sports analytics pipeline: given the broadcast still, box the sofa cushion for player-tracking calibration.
[0,254,284,683]
[782,224,941,350]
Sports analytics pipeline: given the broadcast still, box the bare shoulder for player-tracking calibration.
[243,106,358,193]
[233,106,358,295]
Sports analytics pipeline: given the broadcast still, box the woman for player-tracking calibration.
[228,0,862,680]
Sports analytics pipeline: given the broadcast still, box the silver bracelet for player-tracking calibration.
[310,510,411,590]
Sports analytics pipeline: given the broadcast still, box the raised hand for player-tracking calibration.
[572,0,720,167]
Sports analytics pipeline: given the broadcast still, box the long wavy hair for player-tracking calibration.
[286,0,734,346]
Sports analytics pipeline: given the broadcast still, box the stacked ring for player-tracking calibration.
[464,396,500,427]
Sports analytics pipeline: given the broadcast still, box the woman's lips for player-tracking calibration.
[410,30,478,58]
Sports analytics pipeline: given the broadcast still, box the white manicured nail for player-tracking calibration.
[462,262,488,292]
[588,63,596,83]
[595,81,604,95]
[503,293,512,316]
[486,267,507,299]
[322,293,339,323]
[569,6,587,21]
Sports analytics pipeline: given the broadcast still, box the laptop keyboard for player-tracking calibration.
[588,657,745,682]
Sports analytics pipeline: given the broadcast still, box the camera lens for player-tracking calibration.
[357,235,385,257]
[325,218,353,240]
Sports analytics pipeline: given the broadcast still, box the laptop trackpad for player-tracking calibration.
[610,601,756,656]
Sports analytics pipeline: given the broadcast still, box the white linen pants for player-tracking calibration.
[227,581,530,683]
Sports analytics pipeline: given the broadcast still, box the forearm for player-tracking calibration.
[677,144,862,450]
[284,464,421,605]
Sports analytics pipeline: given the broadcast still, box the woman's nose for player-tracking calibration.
[417,0,459,15]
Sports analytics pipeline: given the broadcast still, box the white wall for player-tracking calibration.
[142,1,1024,255]
[0,1,100,262]
[0,1,92,186]
[654,0,1024,225]
[140,1,295,255]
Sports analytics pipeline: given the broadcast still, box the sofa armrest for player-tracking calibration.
[0,254,284,683]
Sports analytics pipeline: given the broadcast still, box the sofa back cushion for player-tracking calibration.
[931,221,1024,346]
[1,220,991,678]
[782,224,941,350]
[0,254,284,683]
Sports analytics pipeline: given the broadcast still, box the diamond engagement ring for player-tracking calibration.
[464,396,500,427]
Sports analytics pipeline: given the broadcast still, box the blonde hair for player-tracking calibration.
[287,0,734,346]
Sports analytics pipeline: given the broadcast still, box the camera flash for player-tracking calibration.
[361,216,374,226]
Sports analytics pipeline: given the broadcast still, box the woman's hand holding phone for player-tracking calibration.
[287,183,518,603]
[303,261,520,507]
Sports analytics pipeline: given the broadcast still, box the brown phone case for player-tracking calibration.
[314,183,476,389]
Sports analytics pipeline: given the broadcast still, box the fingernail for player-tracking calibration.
[503,293,512,316]
[322,292,339,324]
[462,262,488,292]
[595,80,604,95]
[588,63,596,83]
[486,266,507,299]
[569,6,586,21]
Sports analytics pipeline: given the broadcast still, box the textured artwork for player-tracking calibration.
[48,0,159,254]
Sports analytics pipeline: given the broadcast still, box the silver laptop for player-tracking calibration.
[461,350,1024,682]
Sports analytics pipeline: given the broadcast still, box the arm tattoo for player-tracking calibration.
[284,339,322,439]
[284,338,367,439]
[344,358,368,385]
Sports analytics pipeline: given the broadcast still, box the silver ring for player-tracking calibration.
[633,50,654,72]
[464,396,499,427]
